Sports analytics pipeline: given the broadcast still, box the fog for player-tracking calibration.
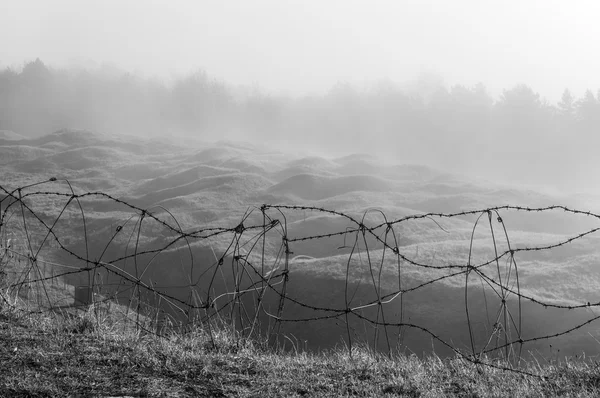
[5,2,600,368]
[4,0,600,99]
[2,1,600,192]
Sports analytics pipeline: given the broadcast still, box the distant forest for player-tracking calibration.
[0,59,596,191]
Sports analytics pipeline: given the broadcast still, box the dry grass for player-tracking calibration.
[1,301,600,397]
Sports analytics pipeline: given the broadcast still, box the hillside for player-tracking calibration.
[3,128,600,371]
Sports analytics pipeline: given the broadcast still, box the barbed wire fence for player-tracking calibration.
[2,178,600,377]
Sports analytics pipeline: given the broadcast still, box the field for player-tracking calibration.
[3,129,600,396]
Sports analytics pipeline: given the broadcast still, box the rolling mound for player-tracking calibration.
[0,130,27,140]
[46,146,131,170]
[273,165,338,182]
[287,156,338,170]
[405,193,483,214]
[29,129,105,148]
[14,157,58,173]
[267,173,393,200]
[134,165,238,194]
[39,141,70,151]
[334,153,377,165]
[217,158,268,175]
[136,173,274,206]
[0,145,54,165]
[333,157,383,176]
[184,146,250,164]
[383,164,441,181]
[113,163,171,181]
[69,176,120,192]
[213,139,261,152]
[420,182,487,196]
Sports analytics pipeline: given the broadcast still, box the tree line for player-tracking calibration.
[0,58,597,191]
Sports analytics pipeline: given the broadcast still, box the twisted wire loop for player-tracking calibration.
[1,178,599,378]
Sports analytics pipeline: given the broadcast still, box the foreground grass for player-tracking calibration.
[1,306,600,397]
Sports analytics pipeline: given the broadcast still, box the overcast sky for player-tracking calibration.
[2,0,600,101]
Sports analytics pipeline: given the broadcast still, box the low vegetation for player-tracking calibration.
[1,300,600,397]
[3,131,600,396]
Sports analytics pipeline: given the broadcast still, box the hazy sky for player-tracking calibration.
[2,0,600,101]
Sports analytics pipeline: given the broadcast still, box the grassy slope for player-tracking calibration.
[5,131,600,396]
[1,305,600,398]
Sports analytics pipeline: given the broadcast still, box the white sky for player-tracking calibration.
[2,0,600,101]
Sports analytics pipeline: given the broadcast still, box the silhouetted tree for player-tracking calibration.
[323,83,368,150]
[20,58,51,83]
[557,89,575,117]
[576,90,599,124]
[0,68,18,130]
[492,84,554,181]
[574,90,600,151]
[495,84,548,139]
[171,70,234,135]
[367,81,417,149]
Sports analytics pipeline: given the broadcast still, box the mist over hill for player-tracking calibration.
[5,2,600,392]
[3,129,600,361]
[2,55,600,363]
[1,59,599,193]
